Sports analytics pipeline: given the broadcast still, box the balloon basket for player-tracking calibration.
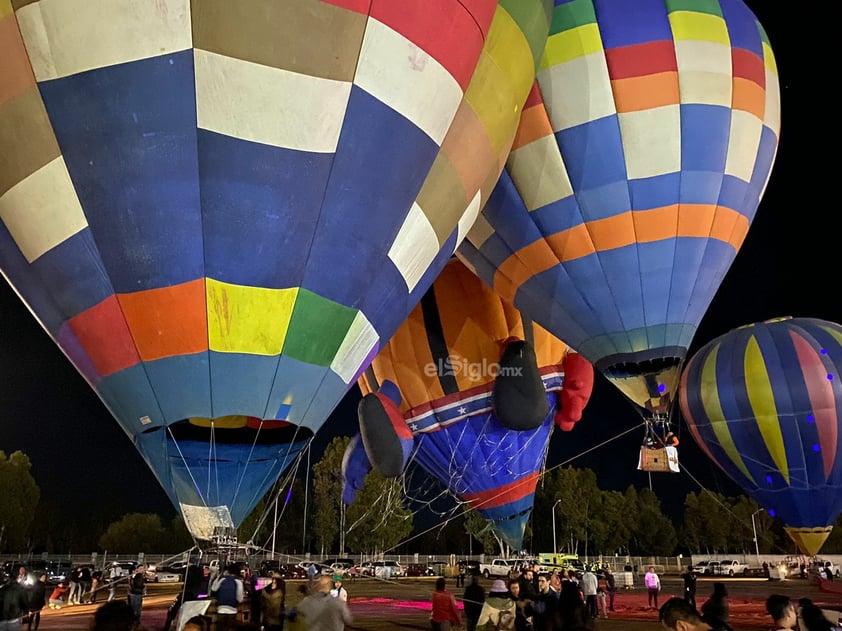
[637,446,679,473]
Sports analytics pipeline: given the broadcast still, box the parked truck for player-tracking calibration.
[479,558,515,579]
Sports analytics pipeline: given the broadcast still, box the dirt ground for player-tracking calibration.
[31,573,842,630]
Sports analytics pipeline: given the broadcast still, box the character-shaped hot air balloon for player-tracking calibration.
[352,258,594,549]
[0,0,553,538]
[680,317,842,557]
[458,0,781,464]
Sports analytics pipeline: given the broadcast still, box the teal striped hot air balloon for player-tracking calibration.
[679,317,842,556]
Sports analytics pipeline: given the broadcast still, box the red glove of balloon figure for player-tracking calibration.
[554,353,594,431]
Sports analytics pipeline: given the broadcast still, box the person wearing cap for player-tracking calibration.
[475,579,515,630]
[330,575,348,602]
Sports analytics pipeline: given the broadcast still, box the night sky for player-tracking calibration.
[0,2,833,531]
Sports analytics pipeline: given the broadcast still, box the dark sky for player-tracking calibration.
[0,2,832,530]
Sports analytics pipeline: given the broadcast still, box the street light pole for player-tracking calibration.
[751,508,764,562]
[552,499,562,553]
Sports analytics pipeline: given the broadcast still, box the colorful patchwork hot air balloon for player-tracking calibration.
[355,258,593,548]
[679,317,842,556]
[0,0,553,537]
[458,0,781,439]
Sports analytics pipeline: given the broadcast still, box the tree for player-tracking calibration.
[98,513,168,553]
[546,467,602,555]
[345,470,412,554]
[463,508,502,556]
[0,450,40,552]
[628,488,676,555]
[680,491,732,553]
[590,490,634,555]
[312,437,351,554]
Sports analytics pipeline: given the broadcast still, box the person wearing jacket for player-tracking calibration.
[25,574,47,630]
[127,565,147,625]
[430,577,461,631]
[644,567,661,609]
[580,568,598,619]
[475,580,515,631]
[0,572,31,630]
[210,565,244,631]
[462,575,485,631]
[297,575,352,631]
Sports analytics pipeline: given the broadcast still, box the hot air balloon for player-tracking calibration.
[679,317,842,557]
[0,0,553,539]
[355,258,594,549]
[457,0,781,463]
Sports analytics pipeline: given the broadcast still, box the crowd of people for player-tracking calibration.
[4,558,842,631]
[659,592,841,631]
[434,562,620,631]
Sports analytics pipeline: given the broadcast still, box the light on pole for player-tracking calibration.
[751,508,764,562]
[552,499,562,553]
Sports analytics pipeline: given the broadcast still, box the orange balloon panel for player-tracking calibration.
[359,258,570,413]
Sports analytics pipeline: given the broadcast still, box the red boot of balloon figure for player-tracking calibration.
[492,337,549,431]
[554,352,595,431]
[357,380,414,478]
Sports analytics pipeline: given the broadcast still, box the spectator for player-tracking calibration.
[765,593,797,630]
[682,565,697,610]
[307,564,319,589]
[126,565,146,625]
[556,581,593,631]
[580,567,598,619]
[90,600,135,631]
[506,579,532,631]
[330,576,347,603]
[47,582,68,609]
[475,579,515,630]
[603,566,616,613]
[430,577,461,631]
[462,574,485,631]
[659,597,712,630]
[800,601,837,631]
[297,575,352,631]
[701,583,733,631]
[25,574,47,631]
[0,572,31,630]
[260,572,286,631]
[106,563,121,603]
[210,565,244,631]
[644,566,661,609]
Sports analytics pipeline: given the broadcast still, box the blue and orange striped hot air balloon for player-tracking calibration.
[458,0,780,430]
[0,0,553,537]
[679,317,842,557]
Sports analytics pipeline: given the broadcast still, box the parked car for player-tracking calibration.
[815,560,840,578]
[322,558,354,570]
[47,561,74,585]
[371,561,404,578]
[691,560,714,575]
[405,563,438,577]
[259,559,283,577]
[713,560,748,576]
[149,566,182,583]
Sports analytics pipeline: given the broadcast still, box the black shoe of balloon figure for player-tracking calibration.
[492,338,548,430]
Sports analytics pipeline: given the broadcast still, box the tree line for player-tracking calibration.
[4,444,842,556]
